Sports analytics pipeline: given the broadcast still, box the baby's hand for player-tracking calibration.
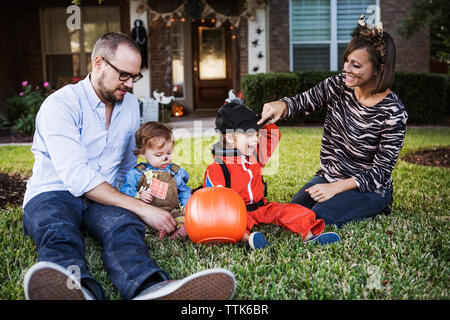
[158,229,167,240]
[170,225,188,239]
[139,189,153,204]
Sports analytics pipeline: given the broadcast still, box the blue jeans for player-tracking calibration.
[291,175,393,228]
[22,191,170,300]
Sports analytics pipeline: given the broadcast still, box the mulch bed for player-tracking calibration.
[0,129,33,144]
[0,172,28,209]
[402,147,450,168]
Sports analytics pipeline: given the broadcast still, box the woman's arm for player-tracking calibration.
[258,101,287,125]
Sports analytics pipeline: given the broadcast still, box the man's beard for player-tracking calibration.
[96,72,128,103]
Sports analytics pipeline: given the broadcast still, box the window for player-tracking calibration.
[198,27,227,80]
[170,22,185,99]
[290,0,377,71]
[41,6,120,87]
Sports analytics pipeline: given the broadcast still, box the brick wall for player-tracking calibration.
[268,0,290,72]
[0,2,43,111]
[148,19,173,94]
[239,18,249,82]
[380,0,429,72]
[0,5,20,108]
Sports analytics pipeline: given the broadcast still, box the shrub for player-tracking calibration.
[0,112,9,130]
[242,71,338,124]
[446,75,450,117]
[391,72,447,124]
[13,113,37,135]
[242,71,448,125]
[5,81,52,134]
[242,72,303,116]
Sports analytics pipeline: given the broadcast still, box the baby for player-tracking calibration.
[120,121,190,239]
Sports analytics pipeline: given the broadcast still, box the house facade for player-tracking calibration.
[1,0,429,114]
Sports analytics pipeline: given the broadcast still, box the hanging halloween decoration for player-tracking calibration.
[189,0,202,21]
[131,19,148,69]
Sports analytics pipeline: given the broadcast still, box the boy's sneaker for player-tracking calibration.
[248,232,270,250]
[305,232,341,245]
[23,261,94,300]
[133,268,235,300]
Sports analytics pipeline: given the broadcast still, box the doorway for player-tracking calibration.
[192,21,232,109]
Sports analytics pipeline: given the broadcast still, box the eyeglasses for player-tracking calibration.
[101,57,143,83]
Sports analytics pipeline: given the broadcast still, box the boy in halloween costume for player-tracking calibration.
[204,103,340,248]
[121,121,190,239]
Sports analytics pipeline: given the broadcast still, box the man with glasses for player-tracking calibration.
[22,32,236,300]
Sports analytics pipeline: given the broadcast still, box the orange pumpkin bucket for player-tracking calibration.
[185,187,247,244]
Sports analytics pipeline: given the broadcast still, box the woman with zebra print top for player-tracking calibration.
[257,16,408,227]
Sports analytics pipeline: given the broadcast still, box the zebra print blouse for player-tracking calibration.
[281,73,408,196]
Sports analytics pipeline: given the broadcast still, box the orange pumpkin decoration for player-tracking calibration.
[185,187,247,244]
[171,102,184,117]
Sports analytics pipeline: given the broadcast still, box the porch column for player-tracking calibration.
[248,7,268,74]
[130,0,151,98]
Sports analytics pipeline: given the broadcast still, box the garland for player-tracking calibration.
[136,0,266,28]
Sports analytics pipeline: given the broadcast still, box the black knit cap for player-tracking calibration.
[215,102,259,134]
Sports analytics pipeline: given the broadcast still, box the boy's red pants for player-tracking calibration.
[246,201,325,239]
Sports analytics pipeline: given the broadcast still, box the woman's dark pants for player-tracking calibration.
[291,175,393,228]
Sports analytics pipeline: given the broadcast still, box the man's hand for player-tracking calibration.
[138,205,177,234]
[84,182,177,234]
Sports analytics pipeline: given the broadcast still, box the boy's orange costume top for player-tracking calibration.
[203,123,324,239]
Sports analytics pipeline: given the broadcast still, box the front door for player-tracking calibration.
[192,21,232,109]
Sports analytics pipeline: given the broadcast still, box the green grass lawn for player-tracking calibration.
[0,127,449,300]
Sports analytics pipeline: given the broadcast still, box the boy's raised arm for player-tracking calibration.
[257,123,281,166]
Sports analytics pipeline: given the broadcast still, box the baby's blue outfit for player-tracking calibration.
[120,162,191,207]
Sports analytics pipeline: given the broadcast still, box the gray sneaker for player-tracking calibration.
[23,261,94,300]
[133,268,236,300]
